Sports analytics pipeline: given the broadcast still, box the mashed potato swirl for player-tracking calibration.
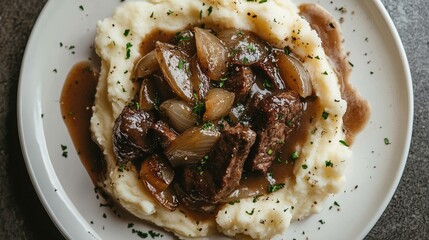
[90,0,351,239]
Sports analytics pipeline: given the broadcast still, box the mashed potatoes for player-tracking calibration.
[90,0,351,239]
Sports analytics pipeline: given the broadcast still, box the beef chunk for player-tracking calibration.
[257,55,286,91]
[148,121,178,149]
[180,125,256,203]
[224,66,255,102]
[248,91,303,173]
[113,106,155,165]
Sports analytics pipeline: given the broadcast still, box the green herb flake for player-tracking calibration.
[349,61,354,67]
[202,122,214,130]
[259,0,268,3]
[219,77,227,88]
[301,164,308,170]
[322,71,328,75]
[290,151,299,161]
[246,44,256,53]
[319,219,326,224]
[329,22,335,28]
[253,195,262,203]
[243,56,249,64]
[79,5,84,11]
[123,29,130,37]
[339,140,349,147]
[167,10,174,15]
[246,208,255,215]
[61,145,68,158]
[229,200,240,205]
[125,42,133,59]
[284,46,291,55]
[384,138,391,145]
[268,183,285,193]
[262,79,272,89]
[325,160,333,168]
[267,149,273,156]
[192,94,205,116]
[128,223,134,228]
[334,201,340,207]
[207,6,213,15]
[150,12,154,18]
[315,55,320,60]
[199,9,203,19]
[322,111,329,120]
[178,59,186,70]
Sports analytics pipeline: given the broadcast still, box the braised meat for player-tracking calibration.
[148,120,178,149]
[248,91,303,173]
[112,106,155,165]
[180,125,256,203]
[224,66,255,102]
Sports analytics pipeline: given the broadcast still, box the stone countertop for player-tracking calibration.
[0,0,427,239]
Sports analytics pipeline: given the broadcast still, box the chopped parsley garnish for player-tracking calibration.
[123,29,130,37]
[319,219,326,224]
[349,61,354,67]
[253,195,262,203]
[267,149,273,156]
[177,59,186,70]
[150,12,154,18]
[334,201,340,207]
[167,10,174,15]
[322,71,328,75]
[325,160,333,168]
[79,5,84,11]
[384,137,391,145]
[259,0,268,3]
[192,94,205,116]
[329,22,335,28]
[228,49,239,57]
[219,77,227,88]
[246,208,255,215]
[315,55,321,60]
[61,145,68,158]
[290,151,299,161]
[243,56,249,64]
[339,140,349,147]
[125,42,133,59]
[202,122,214,130]
[229,200,240,205]
[128,223,134,228]
[207,6,213,15]
[284,46,291,55]
[301,164,308,170]
[246,44,256,53]
[199,9,203,19]
[268,183,285,193]
[322,111,329,120]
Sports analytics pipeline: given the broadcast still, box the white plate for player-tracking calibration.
[18,0,412,239]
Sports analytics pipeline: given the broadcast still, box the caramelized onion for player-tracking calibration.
[142,180,179,211]
[190,55,210,100]
[276,52,313,97]
[159,99,197,133]
[155,41,193,102]
[134,50,159,79]
[194,27,228,80]
[217,29,269,66]
[164,127,220,167]
[138,77,157,111]
[204,88,235,121]
[140,154,174,192]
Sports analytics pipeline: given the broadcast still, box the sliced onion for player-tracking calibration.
[159,99,197,133]
[164,127,220,167]
[204,88,235,121]
[194,27,228,80]
[140,154,175,192]
[155,41,193,102]
[138,77,157,111]
[217,29,269,66]
[190,55,210,100]
[134,50,159,79]
[276,52,313,97]
[141,180,179,211]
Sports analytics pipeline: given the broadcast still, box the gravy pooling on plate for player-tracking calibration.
[61,1,369,239]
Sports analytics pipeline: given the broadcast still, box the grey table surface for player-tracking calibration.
[0,0,427,239]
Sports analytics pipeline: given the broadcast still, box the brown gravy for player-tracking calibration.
[60,4,369,220]
[60,61,103,184]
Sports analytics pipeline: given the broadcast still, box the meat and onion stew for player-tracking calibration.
[113,27,312,211]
